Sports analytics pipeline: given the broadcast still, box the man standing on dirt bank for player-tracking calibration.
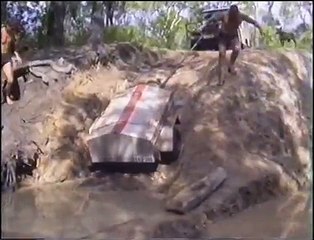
[1,20,23,105]
[201,4,264,86]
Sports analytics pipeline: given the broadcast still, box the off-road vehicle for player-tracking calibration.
[86,84,182,173]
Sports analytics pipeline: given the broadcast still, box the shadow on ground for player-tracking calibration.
[1,44,312,239]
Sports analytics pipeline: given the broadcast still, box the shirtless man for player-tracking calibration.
[1,21,23,105]
[201,5,263,86]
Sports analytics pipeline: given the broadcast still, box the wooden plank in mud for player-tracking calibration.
[165,167,227,214]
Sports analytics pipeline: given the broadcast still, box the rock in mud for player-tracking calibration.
[165,167,227,214]
[151,161,183,193]
[84,219,149,240]
[151,217,206,238]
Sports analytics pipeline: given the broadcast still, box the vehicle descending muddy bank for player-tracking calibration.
[1,45,312,222]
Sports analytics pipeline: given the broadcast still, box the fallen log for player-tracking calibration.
[8,58,77,86]
[16,59,76,74]
[165,167,227,214]
[29,66,53,85]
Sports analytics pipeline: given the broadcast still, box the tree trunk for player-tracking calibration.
[253,4,259,47]
[91,1,97,16]
[1,1,7,23]
[267,1,274,14]
[91,1,104,28]
[104,1,114,26]
[89,2,105,50]
[46,1,66,46]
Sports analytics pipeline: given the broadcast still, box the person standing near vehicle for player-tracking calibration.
[201,5,264,86]
[1,20,23,105]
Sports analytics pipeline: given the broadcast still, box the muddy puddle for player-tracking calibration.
[208,190,312,239]
[1,180,172,239]
[2,178,311,239]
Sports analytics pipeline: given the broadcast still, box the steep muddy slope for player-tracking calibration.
[1,44,312,238]
[160,49,312,218]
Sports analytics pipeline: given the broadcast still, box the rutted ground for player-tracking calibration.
[1,43,312,238]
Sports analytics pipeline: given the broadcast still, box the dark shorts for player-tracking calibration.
[218,31,239,49]
[1,53,13,68]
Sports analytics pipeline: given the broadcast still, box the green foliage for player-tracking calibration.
[297,29,313,50]
[3,1,312,52]
[101,26,158,48]
[68,29,90,46]
[103,26,145,44]
[151,9,184,49]
[260,26,312,51]
[260,26,282,49]
[100,23,188,50]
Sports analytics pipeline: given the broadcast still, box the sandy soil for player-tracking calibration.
[1,43,312,238]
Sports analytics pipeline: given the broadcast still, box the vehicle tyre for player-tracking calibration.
[160,126,182,164]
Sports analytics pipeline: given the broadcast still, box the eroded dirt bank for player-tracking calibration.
[1,43,312,238]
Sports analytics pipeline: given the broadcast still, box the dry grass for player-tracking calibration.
[29,44,311,197]
[32,43,170,183]
[36,69,127,182]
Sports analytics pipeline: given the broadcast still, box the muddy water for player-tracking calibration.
[208,191,312,239]
[1,182,311,239]
[1,181,171,239]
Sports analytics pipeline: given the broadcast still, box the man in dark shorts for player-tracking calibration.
[1,21,23,104]
[201,5,263,86]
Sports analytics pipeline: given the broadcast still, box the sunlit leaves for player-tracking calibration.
[1,1,312,50]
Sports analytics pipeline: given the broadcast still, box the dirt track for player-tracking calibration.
[1,43,312,238]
